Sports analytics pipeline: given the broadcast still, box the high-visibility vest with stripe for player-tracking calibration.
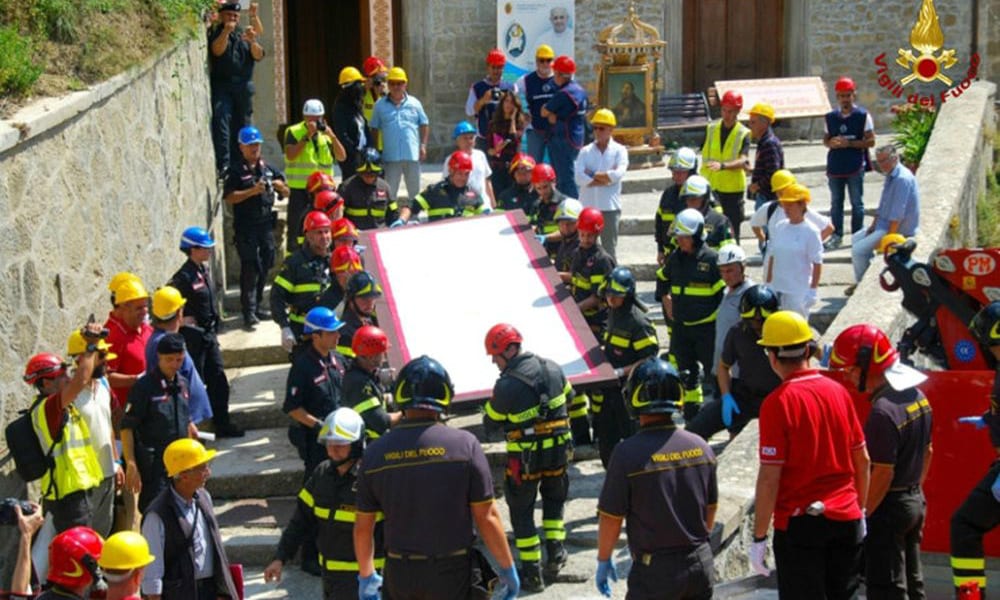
[285,121,335,189]
[700,120,749,193]
[31,401,102,500]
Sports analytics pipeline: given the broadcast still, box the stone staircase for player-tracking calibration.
[207,139,886,599]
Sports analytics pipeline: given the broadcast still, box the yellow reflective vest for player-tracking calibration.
[31,400,102,500]
[285,121,335,189]
[700,120,749,193]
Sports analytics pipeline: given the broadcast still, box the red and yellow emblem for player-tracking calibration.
[896,0,958,85]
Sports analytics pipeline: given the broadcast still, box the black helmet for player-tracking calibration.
[346,271,383,299]
[970,301,1000,347]
[623,357,683,418]
[394,355,454,413]
[604,266,636,298]
[739,284,780,319]
[357,148,383,174]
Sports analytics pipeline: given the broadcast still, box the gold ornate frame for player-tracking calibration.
[599,64,654,145]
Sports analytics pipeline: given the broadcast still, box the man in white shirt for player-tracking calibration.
[574,108,628,259]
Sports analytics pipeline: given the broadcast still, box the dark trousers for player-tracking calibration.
[626,542,713,600]
[287,188,310,253]
[865,488,926,600]
[211,80,254,174]
[490,167,513,200]
[383,553,472,600]
[593,385,635,468]
[548,135,579,199]
[773,515,863,600]
[43,489,93,533]
[184,330,232,429]
[322,571,359,599]
[685,379,763,441]
[951,461,1000,595]
[669,321,716,421]
[235,223,276,317]
[138,456,170,513]
[715,191,745,242]
[504,471,568,563]
[292,426,325,567]
[828,173,865,237]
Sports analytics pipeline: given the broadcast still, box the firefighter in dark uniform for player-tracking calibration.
[655,147,698,266]
[224,126,289,330]
[120,333,195,512]
[264,407,386,598]
[335,271,381,359]
[342,325,401,441]
[170,227,243,438]
[339,149,399,230]
[655,208,724,422]
[829,324,932,600]
[681,175,734,250]
[596,357,718,599]
[593,267,659,468]
[496,153,539,216]
[952,301,1000,596]
[283,306,346,576]
[686,284,783,441]
[570,207,617,336]
[533,162,566,258]
[483,324,572,592]
[404,152,487,223]
[354,356,521,600]
[271,210,333,357]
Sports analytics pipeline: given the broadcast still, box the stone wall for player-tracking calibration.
[0,36,218,501]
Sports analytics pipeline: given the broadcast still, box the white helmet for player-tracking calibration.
[303,99,326,117]
[317,407,364,445]
[680,175,710,199]
[555,198,583,221]
[717,243,747,265]
[673,208,705,238]
[669,147,698,171]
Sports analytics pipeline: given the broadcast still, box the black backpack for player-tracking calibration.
[4,395,66,484]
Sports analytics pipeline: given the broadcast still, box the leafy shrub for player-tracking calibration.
[0,25,41,96]
[889,102,938,167]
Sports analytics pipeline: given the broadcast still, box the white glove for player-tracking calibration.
[281,327,296,352]
[748,538,770,577]
[805,287,818,309]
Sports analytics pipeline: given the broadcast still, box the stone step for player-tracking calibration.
[227,363,289,430]
[219,318,287,369]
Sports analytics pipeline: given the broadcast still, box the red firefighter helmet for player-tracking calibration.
[485,323,523,356]
[303,211,332,232]
[531,163,556,184]
[313,190,344,215]
[834,76,856,92]
[306,171,335,194]
[552,55,576,75]
[330,245,363,273]
[829,324,897,373]
[447,151,473,173]
[48,526,103,588]
[23,353,69,385]
[332,217,360,241]
[353,325,390,357]
[721,90,743,109]
[577,207,605,234]
[363,56,387,77]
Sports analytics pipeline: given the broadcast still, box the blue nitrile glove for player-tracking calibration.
[536,233,548,245]
[992,471,1000,503]
[497,565,520,600]
[595,559,617,597]
[959,415,988,430]
[721,393,741,428]
[358,572,382,600]
[389,219,406,228]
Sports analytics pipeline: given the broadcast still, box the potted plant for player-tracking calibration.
[889,102,937,172]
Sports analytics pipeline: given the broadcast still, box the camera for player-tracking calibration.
[256,175,274,198]
[315,119,327,132]
[0,498,35,525]
[491,88,502,101]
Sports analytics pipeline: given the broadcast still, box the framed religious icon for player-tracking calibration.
[600,64,653,142]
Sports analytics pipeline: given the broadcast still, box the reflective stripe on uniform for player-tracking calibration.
[669,280,725,297]
[353,397,381,414]
[634,336,658,350]
[542,519,566,540]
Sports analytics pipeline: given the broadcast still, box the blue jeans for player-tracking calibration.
[548,135,579,199]
[829,173,865,237]
[525,128,550,164]
[754,192,770,211]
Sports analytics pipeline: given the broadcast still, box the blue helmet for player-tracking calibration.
[452,121,476,139]
[303,307,344,334]
[624,358,683,418]
[179,226,215,250]
[238,126,263,145]
[394,355,454,413]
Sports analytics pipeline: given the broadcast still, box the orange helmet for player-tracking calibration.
[353,325,390,357]
[48,527,103,588]
[330,245,363,273]
[485,323,523,356]
[447,151,473,173]
[303,210,333,232]
[721,90,743,109]
[313,190,344,216]
[486,48,506,67]
[307,171,335,194]
[577,207,605,234]
[332,217,360,241]
[531,163,556,184]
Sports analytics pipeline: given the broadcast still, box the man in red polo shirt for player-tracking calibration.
[749,311,869,599]
[103,275,153,423]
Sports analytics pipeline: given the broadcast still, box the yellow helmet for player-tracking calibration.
[590,108,617,128]
[163,438,217,478]
[114,279,149,306]
[778,183,811,203]
[387,67,408,83]
[535,44,555,60]
[152,286,187,320]
[108,272,140,293]
[67,330,117,361]
[757,310,814,348]
[770,169,796,193]
[749,102,776,123]
[877,233,907,255]
[339,66,364,86]
[98,531,155,571]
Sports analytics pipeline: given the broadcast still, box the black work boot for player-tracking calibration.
[519,561,545,593]
[544,540,568,579]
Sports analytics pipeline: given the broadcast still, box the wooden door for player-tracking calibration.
[682,0,784,94]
